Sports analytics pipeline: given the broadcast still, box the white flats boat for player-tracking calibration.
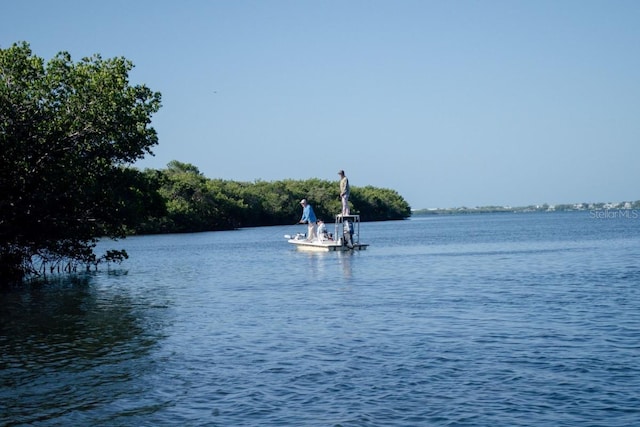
[286,214,369,252]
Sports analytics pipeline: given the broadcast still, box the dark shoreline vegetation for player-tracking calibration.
[0,42,410,284]
[132,160,412,235]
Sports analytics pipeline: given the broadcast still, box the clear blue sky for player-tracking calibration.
[3,0,639,209]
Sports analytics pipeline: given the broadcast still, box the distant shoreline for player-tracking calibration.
[412,200,640,216]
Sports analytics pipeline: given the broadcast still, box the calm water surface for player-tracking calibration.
[1,212,640,426]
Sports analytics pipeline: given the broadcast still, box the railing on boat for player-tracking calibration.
[333,214,363,245]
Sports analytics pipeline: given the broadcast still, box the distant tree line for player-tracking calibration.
[413,200,640,216]
[132,160,411,235]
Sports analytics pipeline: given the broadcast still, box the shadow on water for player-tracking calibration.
[0,274,169,425]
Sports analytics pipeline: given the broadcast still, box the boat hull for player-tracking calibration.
[287,239,369,252]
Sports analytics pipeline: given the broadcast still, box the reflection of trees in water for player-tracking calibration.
[0,275,168,425]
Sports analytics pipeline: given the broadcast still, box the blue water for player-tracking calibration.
[1,211,640,426]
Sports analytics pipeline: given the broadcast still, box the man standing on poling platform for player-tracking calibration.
[338,170,350,216]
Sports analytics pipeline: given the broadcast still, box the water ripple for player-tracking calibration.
[2,213,640,426]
